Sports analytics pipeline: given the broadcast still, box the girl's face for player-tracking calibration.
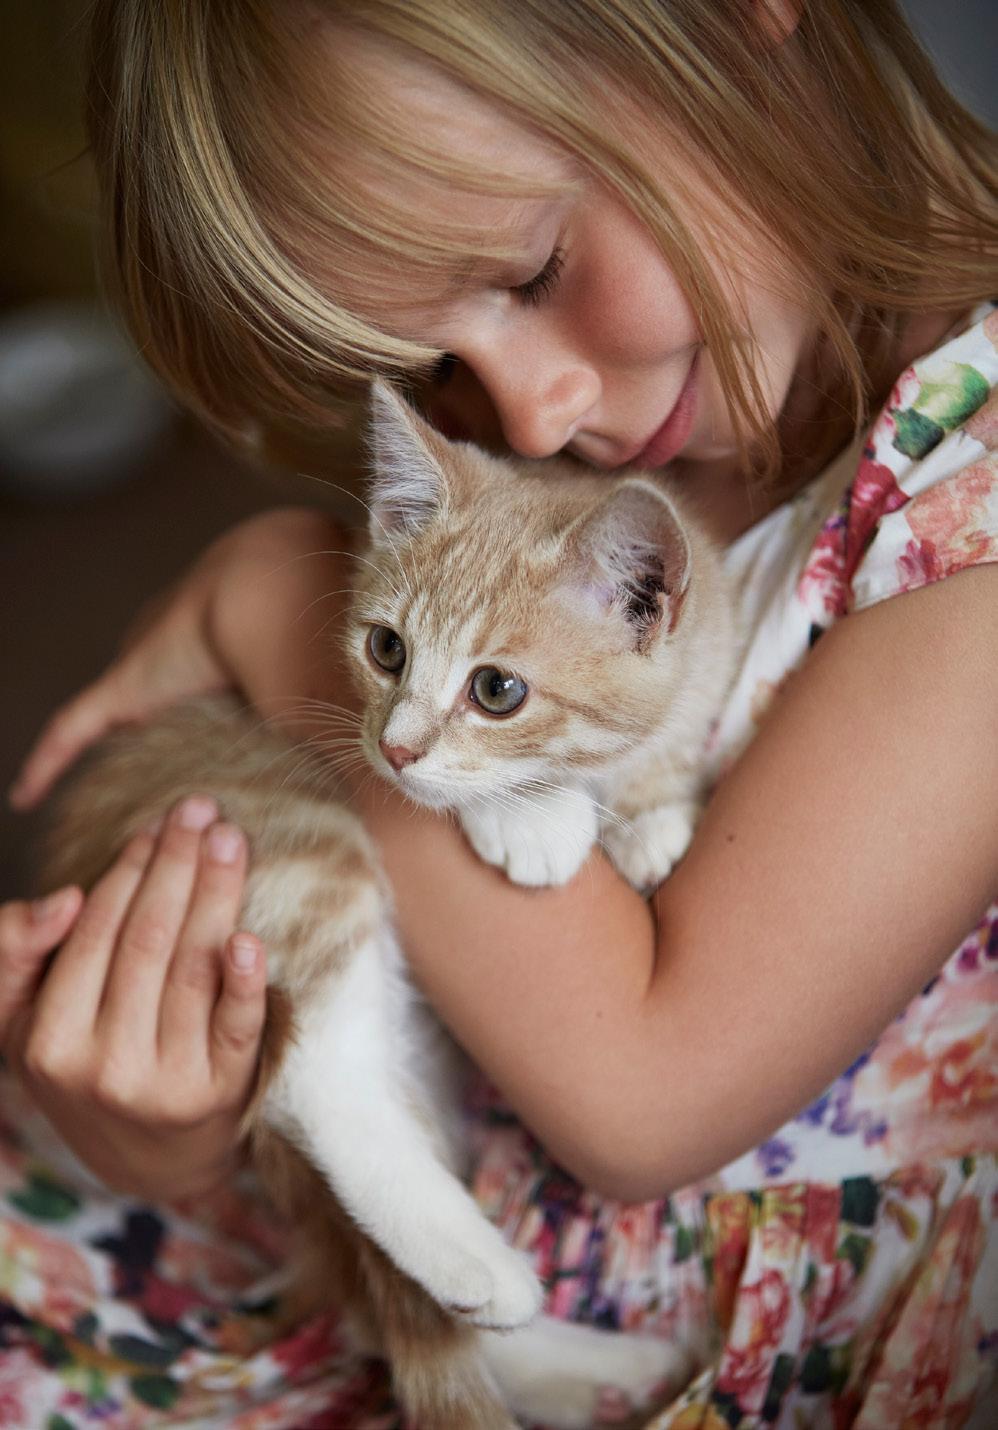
[329,41,815,517]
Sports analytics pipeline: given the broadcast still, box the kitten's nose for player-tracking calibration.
[379,739,422,773]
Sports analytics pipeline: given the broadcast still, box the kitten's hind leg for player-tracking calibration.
[265,928,541,1330]
[483,1315,702,1430]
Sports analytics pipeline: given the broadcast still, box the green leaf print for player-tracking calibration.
[709,1390,743,1427]
[109,1331,183,1369]
[893,362,989,457]
[913,363,989,428]
[840,1176,879,1227]
[801,1344,832,1393]
[892,407,942,458]
[762,1352,796,1421]
[837,1231,871,1275]
[73,1310,99,1346]
[8,1169,82,1222]
[673,1223,696,1262]
[801,1342,851,1395]
[46,1417,77,1430]
[129,1374,181,1411]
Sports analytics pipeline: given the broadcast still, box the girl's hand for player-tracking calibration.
[0,797,268,1201]
[8,507,343,812]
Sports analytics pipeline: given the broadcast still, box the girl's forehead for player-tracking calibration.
[315,28,578,303]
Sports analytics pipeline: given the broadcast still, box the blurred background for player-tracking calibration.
[1,0,996,897]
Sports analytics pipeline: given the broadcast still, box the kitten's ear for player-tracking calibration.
[571,480,692,649]
[367,379,448,543]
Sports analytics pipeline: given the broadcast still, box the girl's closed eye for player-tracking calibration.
[511,245,565,306]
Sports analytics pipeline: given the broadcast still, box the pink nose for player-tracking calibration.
[379,739,422,773]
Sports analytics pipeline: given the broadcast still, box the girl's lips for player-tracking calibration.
[628,349,701,470]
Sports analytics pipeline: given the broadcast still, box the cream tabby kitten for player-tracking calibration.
[41,382,732,1428]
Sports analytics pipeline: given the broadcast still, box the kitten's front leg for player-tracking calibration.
[602,799,701,893]
[602,757,704,893]
[459,785,599,888]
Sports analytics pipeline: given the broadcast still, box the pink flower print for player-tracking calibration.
[798,453,908,619]
[0,1220,98,1332]
[798,516,848,620]
[907,459,998,561]
[895,535,947,590]
[0,1349,37,1428]
[856,1197,985,1427]
[270,1312,342,1381]
[984,305,998,350]
[843,454,908,581]
[929,1031,997,1113]
[715,1268,792,1411]
[964,389,998,450]
[804,1185,842,1265]
[706,1193,751,1334]
[886,365,922,417]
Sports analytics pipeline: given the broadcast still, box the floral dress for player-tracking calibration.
[0,305,996,1429]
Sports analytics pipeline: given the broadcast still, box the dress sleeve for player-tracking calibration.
[847,306,998,614]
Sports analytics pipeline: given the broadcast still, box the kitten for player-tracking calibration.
[39,382,732,1428]
[358,382,736,894]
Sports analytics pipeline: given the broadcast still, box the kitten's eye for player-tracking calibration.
[368,626,406,674]
[469,667,528,716]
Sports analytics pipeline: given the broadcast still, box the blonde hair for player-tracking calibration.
[87,0,997,485]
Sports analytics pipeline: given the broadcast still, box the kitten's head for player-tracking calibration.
[347,381,701,810]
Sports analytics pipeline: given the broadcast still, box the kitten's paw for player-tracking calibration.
[403,1214,541,1329]
[460,789,597,888]
[603,800,700,892]
[463,1244,543,1331]
[484,1318,699,1430]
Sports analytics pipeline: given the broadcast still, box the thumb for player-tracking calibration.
[0,888,83,1046]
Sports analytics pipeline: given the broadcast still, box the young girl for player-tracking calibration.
[2,1,996,1424]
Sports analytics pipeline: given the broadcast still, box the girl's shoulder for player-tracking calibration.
[803,300,998,625]
[711,302,998,778]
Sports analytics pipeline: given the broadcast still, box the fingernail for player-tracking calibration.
[176,796,217,831]
[30,888,74,924]
[229,935,258,972]
[207,823,243,864]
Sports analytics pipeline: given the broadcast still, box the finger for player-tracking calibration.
[0,888,83,1046]
[98,796,219,1046]
[210,932,268,1091]
[8,674,131,810]
[159,822,248,1060]
[32,833,157,1039]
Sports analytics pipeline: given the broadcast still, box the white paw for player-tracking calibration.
[603,801,700,891]
[466,1242,544,1331]
[484,1318,698,1430]
[400,1212,542,1330]
[460,789,597,888]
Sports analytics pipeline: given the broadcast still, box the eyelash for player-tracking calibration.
[512,246,565,307]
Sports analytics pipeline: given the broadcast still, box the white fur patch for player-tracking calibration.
[483,1316,698,1428]
[265,929,541,1328]
[460,785,599,886]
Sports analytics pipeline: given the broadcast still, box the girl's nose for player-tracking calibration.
[499,366,601,460]
[464,339,600,460]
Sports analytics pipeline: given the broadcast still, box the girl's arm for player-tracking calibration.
[356,562,998,1199]
[13,512,997,1201]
